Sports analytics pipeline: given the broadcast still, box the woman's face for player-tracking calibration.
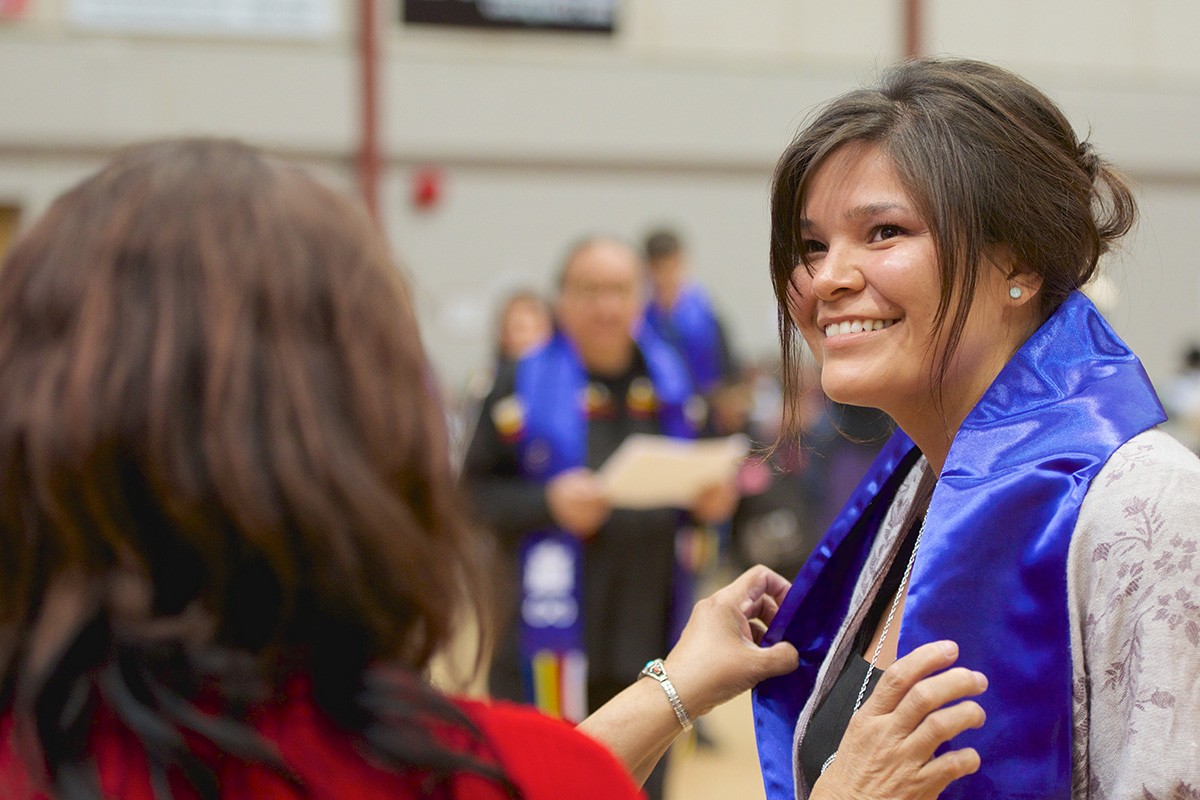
[788,141,1023,436]
[500,299,552,360]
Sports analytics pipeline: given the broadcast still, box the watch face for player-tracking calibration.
[642,659,667,680]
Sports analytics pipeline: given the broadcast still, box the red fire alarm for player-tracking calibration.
[411,167,443,211]
[1,0,30,20]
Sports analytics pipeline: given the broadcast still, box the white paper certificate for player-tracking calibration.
[598,433,750,510]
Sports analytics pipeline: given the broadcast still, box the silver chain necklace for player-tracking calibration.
[820,513,928,777]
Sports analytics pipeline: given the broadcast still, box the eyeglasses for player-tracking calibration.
[561,281,639,301]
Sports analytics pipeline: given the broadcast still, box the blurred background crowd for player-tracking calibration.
[3,1,1200,797]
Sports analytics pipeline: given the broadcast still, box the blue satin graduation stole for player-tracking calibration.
[644,283,724,394]
[514,328,695,720]
[753,292,1166,798]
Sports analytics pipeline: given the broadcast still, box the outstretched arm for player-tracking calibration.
[576,566,799,785]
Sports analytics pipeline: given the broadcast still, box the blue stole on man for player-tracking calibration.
[644,282,724,394]
[752,292,1166,799]
[513,328,695,721]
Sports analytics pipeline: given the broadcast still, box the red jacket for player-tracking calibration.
[0,692,644,800]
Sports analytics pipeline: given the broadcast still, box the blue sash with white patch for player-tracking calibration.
[514,329,695,720]
[752,292,1165,798]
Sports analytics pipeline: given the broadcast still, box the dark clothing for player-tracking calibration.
[798,514,921,788]
[463,357,680,692]
[464,355,684,800]
[799,656,882,787]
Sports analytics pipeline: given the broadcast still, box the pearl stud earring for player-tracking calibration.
[1009,286,1023,299]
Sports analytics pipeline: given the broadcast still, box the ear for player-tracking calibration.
[1005,266,1043,306]
[991,245,1042,306]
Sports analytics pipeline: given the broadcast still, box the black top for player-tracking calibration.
[798,514,923,789]
[461,354,682,689]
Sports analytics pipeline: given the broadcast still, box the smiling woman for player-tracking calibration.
[788,141,1035,471]
[752,58,1200,800]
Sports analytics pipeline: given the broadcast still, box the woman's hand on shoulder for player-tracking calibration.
[663,565,800,718]
[813,640,987,800]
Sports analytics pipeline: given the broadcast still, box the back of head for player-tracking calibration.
[643,228,683,263]
[0,139,502,795]
[1187,344,1200,372]
[769,57,1136,432]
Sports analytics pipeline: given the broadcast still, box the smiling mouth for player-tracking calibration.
[823,318,899,339]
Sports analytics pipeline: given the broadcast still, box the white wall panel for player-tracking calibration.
[929,0,1200,80]
[0,37,355,151]
[624,0,900,64]
[1108,182,1200,385]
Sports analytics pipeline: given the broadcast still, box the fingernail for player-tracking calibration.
[938,640,957,657]
[974,671,988,690]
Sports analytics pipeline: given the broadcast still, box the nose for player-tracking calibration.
[808,242,865,302]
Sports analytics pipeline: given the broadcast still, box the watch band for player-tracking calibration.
[639,658,693,732]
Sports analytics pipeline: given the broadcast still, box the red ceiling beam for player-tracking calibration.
[357,0,382,222]
[904,0,923,59]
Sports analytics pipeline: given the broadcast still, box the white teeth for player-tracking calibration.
[824,319,897,339]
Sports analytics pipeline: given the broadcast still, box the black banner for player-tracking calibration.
[403,0,615,33]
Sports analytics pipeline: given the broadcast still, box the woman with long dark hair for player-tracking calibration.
[0,139,798,799]
[753,57,1200,799]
